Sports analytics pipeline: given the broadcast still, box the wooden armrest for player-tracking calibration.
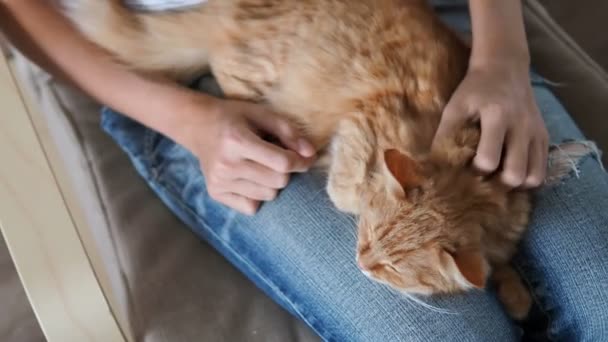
[0,53,125,341]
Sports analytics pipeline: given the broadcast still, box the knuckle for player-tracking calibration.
[207,173,220,187]
[265,188,278,200]
[483,103,503,116]
[207,187,221,200]
[474,154,499,172]
[524,175,543,188]
[243,200,259,215]
[217,159,234,173]
[528,167,547,187]
[277,120,295,137]
[209,163,230,183]
[276,174,290,188]
[501,170,525,187]
[484,111,503,125]
[521,114,534,128]
[223,126,245,146]
[444,102,464,118]
[519,128,534,142]
[274,154,293,172]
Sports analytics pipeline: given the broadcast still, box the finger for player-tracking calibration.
[225,179,279,201]
[215,192,260,216]
[236,160,290,189]
[247,107,316,158]
[238,129,315,173]
[501,131,530,188]
[432,100,467,148]
[522,139,547,188]
[473,112,507,174]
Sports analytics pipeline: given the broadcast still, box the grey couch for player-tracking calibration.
[1,1,606,341]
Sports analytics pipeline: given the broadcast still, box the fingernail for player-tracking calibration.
[298,138,316,157]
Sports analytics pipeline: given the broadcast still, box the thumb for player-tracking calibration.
[247,105,316,158]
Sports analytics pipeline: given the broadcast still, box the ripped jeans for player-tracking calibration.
[101,4,608,342]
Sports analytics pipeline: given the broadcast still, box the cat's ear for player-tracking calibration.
[383,149,422,198]
[439,248,488,289]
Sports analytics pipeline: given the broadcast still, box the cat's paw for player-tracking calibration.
[326,179,360,214]
[497,277,532,321]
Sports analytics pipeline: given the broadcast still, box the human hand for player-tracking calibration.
[432,62,549,188]
[180,96,316,215]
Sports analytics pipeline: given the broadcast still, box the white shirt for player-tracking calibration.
[125,0,208,11]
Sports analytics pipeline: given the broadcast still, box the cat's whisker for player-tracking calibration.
[400,292,458,315]
[310,187,328,201]
[344,214,358,227]
[364,276,458,314]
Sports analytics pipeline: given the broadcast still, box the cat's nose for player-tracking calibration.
[357,246,371,270]
[357,257,369,271]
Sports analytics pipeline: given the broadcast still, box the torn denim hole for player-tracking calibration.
[543,140,604,186]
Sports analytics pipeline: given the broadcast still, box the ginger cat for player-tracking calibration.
[65,0,532,319]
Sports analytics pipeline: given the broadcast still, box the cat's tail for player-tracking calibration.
[62,0,210,78]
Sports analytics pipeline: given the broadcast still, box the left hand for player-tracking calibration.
[432,61,549,188]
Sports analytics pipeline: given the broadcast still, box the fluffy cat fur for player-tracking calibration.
[65,0,532,319]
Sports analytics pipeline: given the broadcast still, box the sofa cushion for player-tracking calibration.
[524,0,608,164]
[538,0,608,72]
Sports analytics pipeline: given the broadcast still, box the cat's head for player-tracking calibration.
[356,132,529,295]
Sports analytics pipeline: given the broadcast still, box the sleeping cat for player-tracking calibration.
[65,0,533,319]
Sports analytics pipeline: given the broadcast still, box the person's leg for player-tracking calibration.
[101,79,518,341]
[430,4,608,338]
[515,83,608,341]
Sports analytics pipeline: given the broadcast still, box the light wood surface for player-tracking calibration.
[0,52,125,341]
[9,50,135,342]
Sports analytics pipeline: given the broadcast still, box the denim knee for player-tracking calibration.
[516,156,608,341]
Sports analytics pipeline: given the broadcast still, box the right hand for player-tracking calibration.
[180,96,316,215]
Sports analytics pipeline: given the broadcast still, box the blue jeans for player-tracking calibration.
[101,4,608,341]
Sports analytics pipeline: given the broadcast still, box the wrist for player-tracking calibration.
[160,87,220,150]
[469,43,530,73]
[469,52,530,77]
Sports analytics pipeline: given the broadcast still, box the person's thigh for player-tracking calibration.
[515,84,608,341]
